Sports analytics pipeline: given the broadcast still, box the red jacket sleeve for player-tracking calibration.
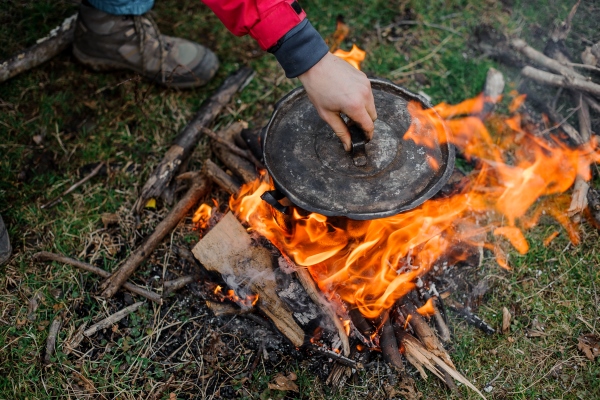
[201,0,307,50]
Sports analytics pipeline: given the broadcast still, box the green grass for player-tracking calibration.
[1,0,600,399]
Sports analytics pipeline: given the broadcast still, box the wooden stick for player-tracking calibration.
[44,316,63,364]
[444,298,495,334]
[379,311,405,371]
[84,302,144,336]
[511,38,588,81]
[202,128,263,169]
[101,174,210,298]
[212,122,258,184]
[583,95,600,114]
[587,188,600,230]
[0,14,76,83]
[308,344,363,370]
[163,275,195,294]
[205,159,241,195]
[521,66,600,98]
[41,162,104,209]
[132,67,254,214]
[33,251,162,304]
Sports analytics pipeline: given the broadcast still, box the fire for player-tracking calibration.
[228,92,600,319]
[333,44,366,70]
[416,298,437,317]
[193,203,213,230]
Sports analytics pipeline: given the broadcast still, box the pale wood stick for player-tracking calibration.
[0,14,76,83]
[41,162,104,209]
[84,302,144,336]
[511,38,588,81]
[583,95,600,113]
[521,66,600,97]
[101,174,210,298]
[44,316,63,364]
[33,251,162,304]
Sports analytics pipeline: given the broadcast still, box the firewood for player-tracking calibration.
[586,187,600,230]
[163,275,195,294]
[204,159,241,195]
[431,299,451,343]
[521,66,600,98]
[132,67,254,214]
[584,95,600,114]
[481,67,505,118]
[100,173,210,298]
[379,311,405,371]
[44,316,63,364]
[0,14,76,83]
[202,127,263,169]
[212,122,258,184]
[309,344,362,370]
[33,251,162,304]
[84,301,144,337]
[192,212,305,347]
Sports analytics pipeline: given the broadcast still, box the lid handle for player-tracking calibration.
[348,122,369,167]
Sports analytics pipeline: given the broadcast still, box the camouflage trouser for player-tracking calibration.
[88,0,154,15]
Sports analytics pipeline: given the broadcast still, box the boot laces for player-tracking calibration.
[133,13,166,83]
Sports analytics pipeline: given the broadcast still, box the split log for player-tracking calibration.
[212,122,258,184]
[204,159,241,195]
[132,67,254,214]
[481,67,505,118]
[33,251,162,304]
[521,66,600,98]
[101,173,210,298]
[192,212,305,347]
[84,302,144,336]
[0,14,76,83]
[44,316,63,364]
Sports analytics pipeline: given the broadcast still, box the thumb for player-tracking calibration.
[321,112,351,151]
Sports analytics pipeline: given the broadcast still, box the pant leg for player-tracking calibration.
[87,0,154,15]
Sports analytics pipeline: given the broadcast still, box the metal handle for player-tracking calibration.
[348,122,369,167]
[260,189,289,214]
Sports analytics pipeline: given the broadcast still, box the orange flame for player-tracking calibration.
[228,92,600,319]
[416,298,437,317]
[193,203,213,230]
[333,44,366,70]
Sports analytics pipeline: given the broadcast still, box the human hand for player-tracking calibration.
[298,52,377,151]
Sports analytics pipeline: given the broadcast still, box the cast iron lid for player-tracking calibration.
[263,78,455,220]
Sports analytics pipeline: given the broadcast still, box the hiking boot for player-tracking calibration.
[0,215,11,266]
[73,2,219,88]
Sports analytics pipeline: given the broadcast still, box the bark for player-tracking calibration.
[132,67,254,214]
[33,251,162,304]
[163,275,195,294]
[0,14,76,83]
[101,174,210,298]
[380,311,405,371]
[205,159,241,195]
[521,66,600,97]
[212,122,258,184]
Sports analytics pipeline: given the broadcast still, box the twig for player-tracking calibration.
[41,162,104,209]
[583,95,600,113]
[389,20,461,36]
[379,311,405,371]
[568,62,600,73]
[33,251,162,304]
[205,159,241,195]
[511,38,588,81]
[163,275,195,295]
[100,173,210,298]
[390,35,453,75]
[84,301,144,337]
[44,316,63,364]
[202,128,263,169]
[149,375,175,400]
[521,66,600,97]
[444,299,495,335]
[308,344,363,370]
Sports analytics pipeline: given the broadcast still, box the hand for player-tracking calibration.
[298,52,377,151]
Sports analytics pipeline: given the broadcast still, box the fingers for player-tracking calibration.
[346,106,375,141]
[321,111,351,151]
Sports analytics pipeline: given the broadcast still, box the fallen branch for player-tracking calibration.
[84,302,144,337]
[0,14,76,83]
[44,316,63,364]
[33,251,162,304]
[163,275,195,295]
[41,162,104,209]
[583,95,600,114]
[511,38,588,81]
[101,173,210,298]
[132,67,254,214]
[204,159,241,195]
[521,66,600,98]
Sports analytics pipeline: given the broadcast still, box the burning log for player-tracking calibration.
[380,311,405,371]
[101,173,210,299]
[33,251,162,304]
[0,14,76,83]
[132,67,254,214]
[212,121,258,184]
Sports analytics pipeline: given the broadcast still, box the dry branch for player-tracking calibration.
[511,38,588,81]
[84,301,144,336]
[163,275,195,294]
[205,159,241,194]
[101,173,210,298]
[41,162,104,209]
[33,251,162,304]
[44,316,63,364]
[202,127,263,169]
[132,67,254,214]
[0,14,76,83]
[444,298,495,334]
[309,344,362,369]
[212,122,258,184]
[380,312,404,371]
[521,66,600,98]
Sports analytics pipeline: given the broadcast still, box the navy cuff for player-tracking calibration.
[269,19,329,78]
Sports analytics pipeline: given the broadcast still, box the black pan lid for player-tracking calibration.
[262,78,455,220]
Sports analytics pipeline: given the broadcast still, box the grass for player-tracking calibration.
[1,0,599,399]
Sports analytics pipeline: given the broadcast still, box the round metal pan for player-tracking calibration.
[262,78,455,220]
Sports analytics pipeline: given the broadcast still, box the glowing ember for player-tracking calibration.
[228,92,600,319]
[333,44,366,70]
[416,298,437,317]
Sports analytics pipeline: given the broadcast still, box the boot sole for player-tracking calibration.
[73,46,212,89]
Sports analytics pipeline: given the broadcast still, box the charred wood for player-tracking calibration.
[444,298,495,335]
[132,67,254,214]
[586,187,600,230]
[380,311,405,372]
[101,173,210,298]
